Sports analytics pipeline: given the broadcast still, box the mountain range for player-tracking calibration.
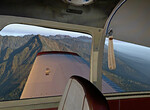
[0,35,91,101]
[103,45,150,92]
[0,34,149,101]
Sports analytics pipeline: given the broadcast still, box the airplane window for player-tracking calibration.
[102,38,150,93]
[0,24,92,101]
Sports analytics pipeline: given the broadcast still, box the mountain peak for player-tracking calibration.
[35,34,42,38]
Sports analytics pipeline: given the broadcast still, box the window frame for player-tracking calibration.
[0,15,104,101]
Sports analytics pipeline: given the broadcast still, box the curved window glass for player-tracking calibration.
[0,24,92,101]
[102,38,150,93]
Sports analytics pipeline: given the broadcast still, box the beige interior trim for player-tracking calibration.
[105,91,150,100]
[108,36,116,70]
[0,15,99,35]
[0,96,61,110]
[0,15,104,90]
[104,0,150,47]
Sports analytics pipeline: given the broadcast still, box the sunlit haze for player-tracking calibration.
[0,24,92,38]
[0,24,149,61]
[105,38,150,61]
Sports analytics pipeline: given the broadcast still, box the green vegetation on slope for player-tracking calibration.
[103,45,150,92]
[0,35,91,101]
[0,34,150,101]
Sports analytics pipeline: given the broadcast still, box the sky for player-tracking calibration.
[0,24,92,37]
[105,38,150,62]
[0,24,149,61]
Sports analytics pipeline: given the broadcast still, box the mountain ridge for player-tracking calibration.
[0,34,149,101]
[0,34,92,100]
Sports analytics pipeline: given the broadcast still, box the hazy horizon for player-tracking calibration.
[105,38,150,62]
[0,24,92,38]
[0,33,92,38]
[0,23,149,62]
